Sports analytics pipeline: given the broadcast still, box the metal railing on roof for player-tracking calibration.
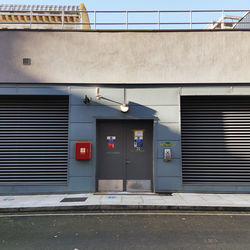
[0,9,250,30]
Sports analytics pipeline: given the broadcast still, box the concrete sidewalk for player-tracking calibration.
[1,193,250,212]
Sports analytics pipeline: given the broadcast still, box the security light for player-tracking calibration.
[120,103,129,113]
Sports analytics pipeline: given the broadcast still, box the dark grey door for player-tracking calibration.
[96,120,153,192]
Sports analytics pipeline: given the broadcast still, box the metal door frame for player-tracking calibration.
[94,118,156,192]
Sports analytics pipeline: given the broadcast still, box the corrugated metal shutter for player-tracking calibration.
[181,96,250,184]
[0,95,69,184]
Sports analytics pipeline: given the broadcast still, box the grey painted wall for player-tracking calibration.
[1,30,250,84]
[1,84,250,194]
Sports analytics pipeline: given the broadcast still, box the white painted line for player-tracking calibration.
[1,212,250,217]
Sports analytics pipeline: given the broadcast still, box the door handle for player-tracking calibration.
[125,160,131,164]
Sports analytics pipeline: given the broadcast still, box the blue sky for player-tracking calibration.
[2,0,250,10]
[2,1,250,29]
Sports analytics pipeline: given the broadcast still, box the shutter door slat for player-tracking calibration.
[181,96,250,184]
[0,95,69,184]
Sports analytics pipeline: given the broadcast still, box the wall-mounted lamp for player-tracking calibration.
[120,103,129,113]
[96,87,102,100]
[120,88,129,113]
[83,95,90,104]
[94,87,129,112]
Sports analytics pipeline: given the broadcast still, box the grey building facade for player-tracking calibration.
[1,30,250,194]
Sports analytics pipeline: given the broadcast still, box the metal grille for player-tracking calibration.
[0,95,69,184]
[181,96,250,184]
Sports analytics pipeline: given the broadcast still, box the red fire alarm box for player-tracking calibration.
[75,141,91,160]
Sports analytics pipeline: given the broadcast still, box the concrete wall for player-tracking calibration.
[1,30,250,84]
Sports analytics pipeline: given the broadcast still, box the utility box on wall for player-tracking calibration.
[75,141,91,160]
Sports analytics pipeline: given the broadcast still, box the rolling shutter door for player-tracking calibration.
[181,96,250,184]
[0,95,69,184]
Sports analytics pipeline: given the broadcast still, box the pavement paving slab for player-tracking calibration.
[1,193,250,212]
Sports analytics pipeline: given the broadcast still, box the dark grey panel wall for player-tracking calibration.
[2,84,250,194]
[0,85,182,194]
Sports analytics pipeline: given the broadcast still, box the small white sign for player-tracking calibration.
[80,148,86,153]
[107,136,116,142]
[135,130,143,137]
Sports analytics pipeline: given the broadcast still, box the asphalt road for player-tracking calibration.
[1,211,250,250]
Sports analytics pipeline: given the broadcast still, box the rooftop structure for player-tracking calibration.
[234,11,250,29]
[206,15,241,29]
[0,3,90,30]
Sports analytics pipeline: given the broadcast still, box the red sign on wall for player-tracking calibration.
[108,142,115,149]
[75,141,91,160]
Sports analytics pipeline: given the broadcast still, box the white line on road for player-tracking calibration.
[1,212,250,217]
